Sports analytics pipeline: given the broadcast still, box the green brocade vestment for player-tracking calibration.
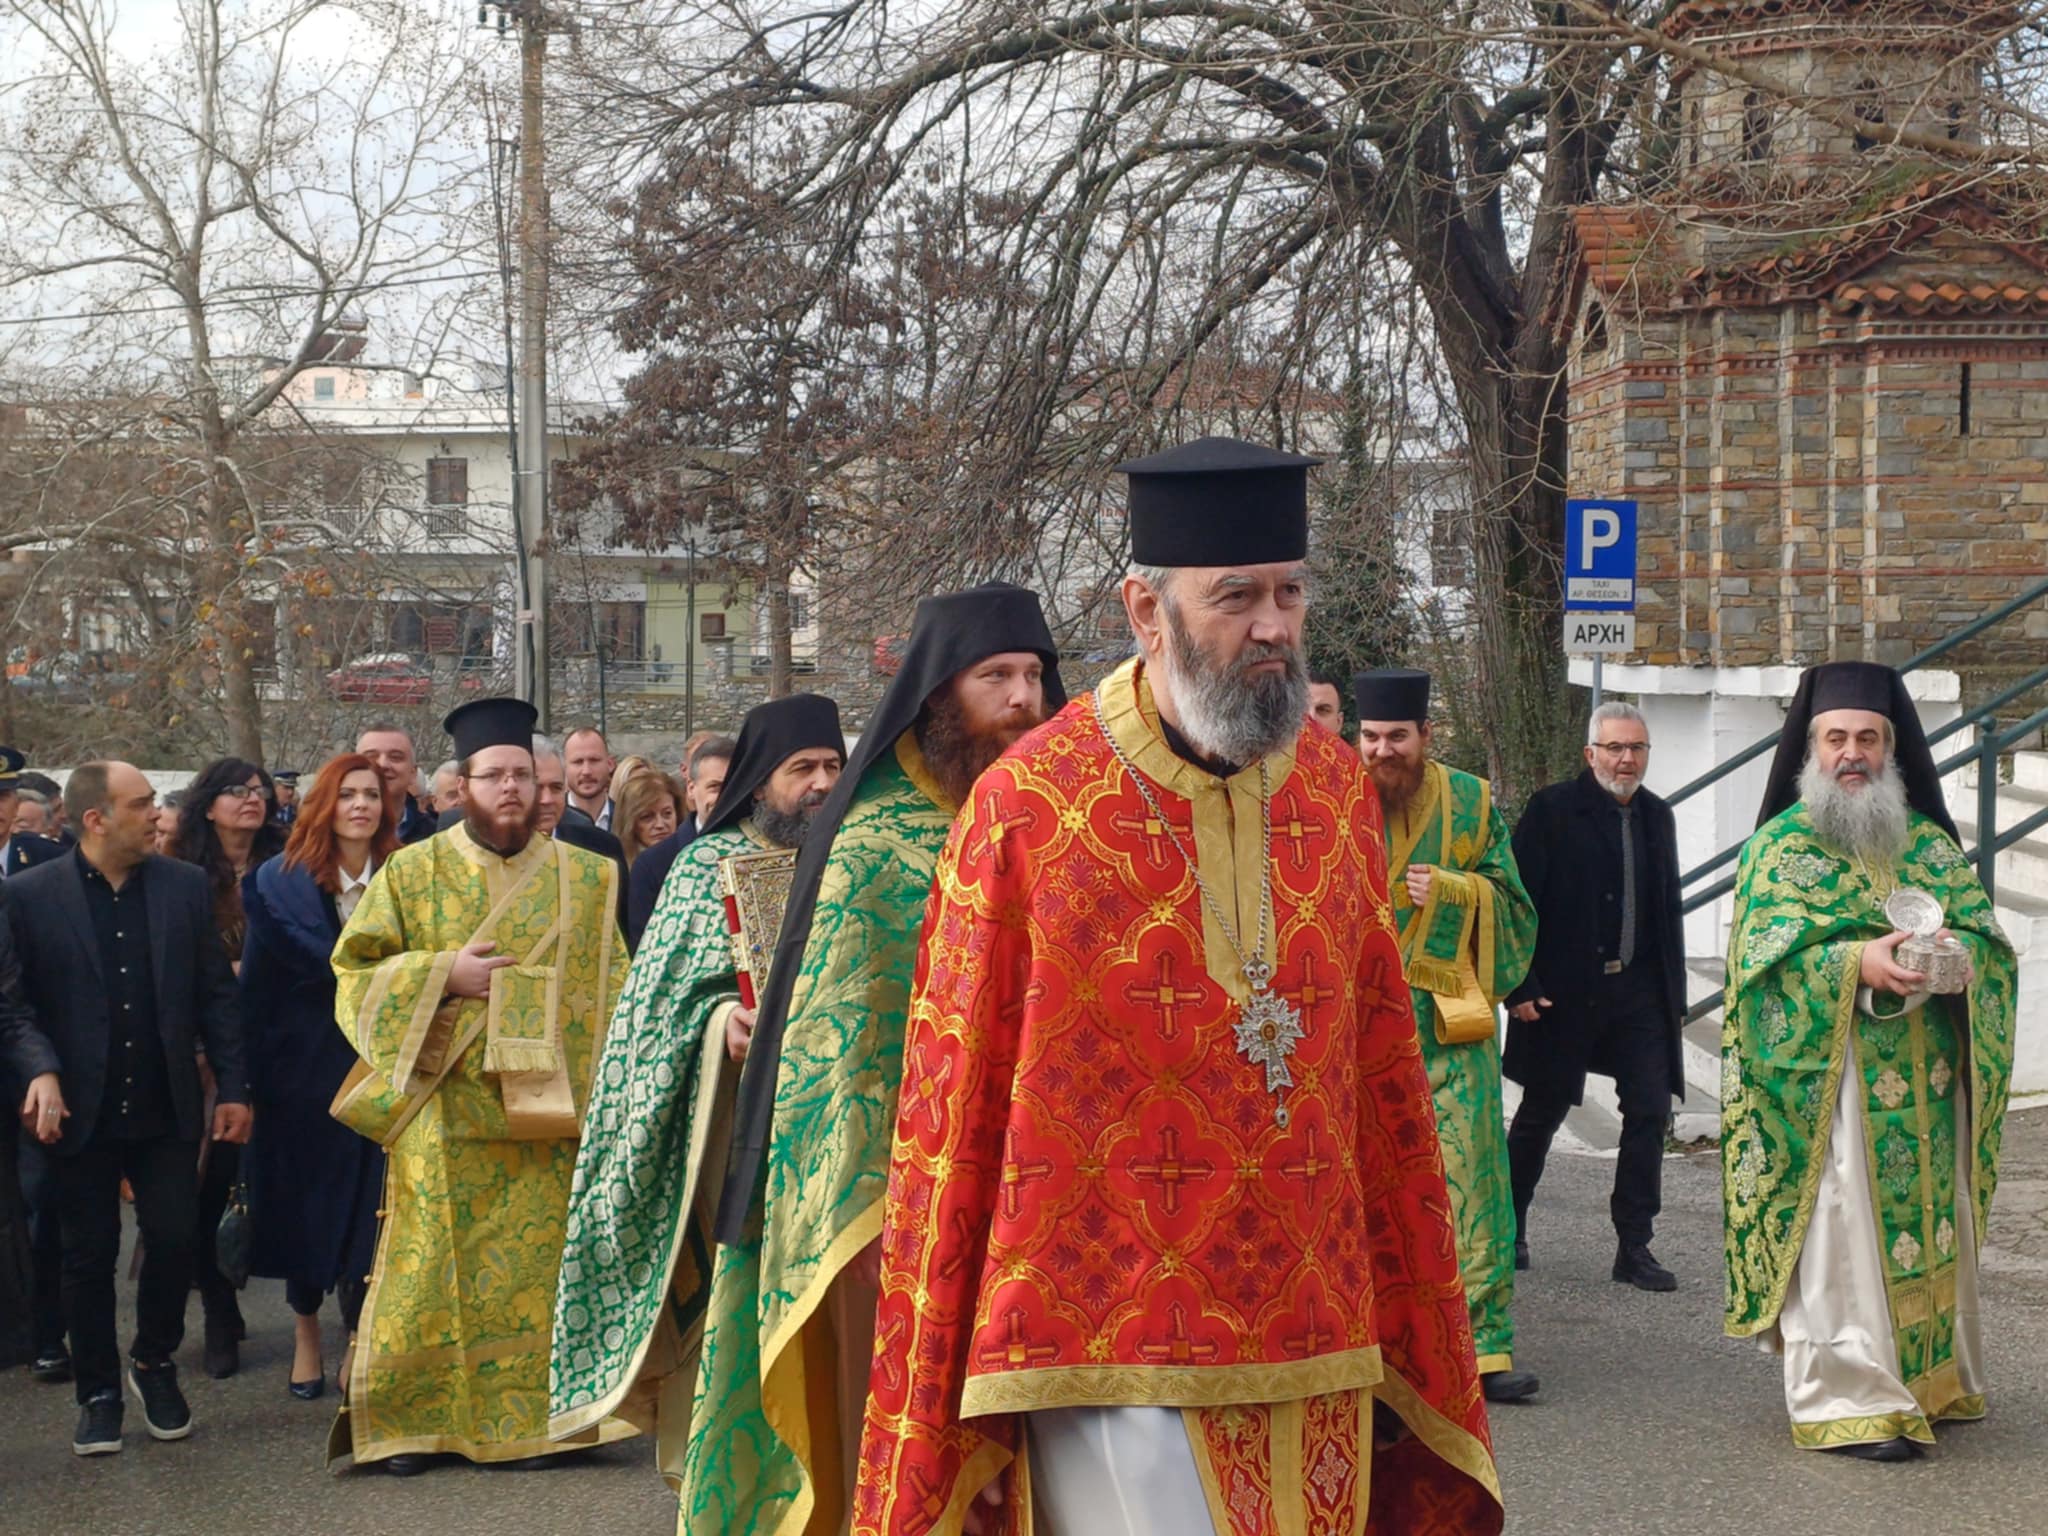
[685,736,954,1536]
[549,822,757,1460]
[1384,761,1537,1371]
[1722,807,2014,1433]
[330,827,629,1467]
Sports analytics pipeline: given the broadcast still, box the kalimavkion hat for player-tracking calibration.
[444,697,540,762]
[1114,436,1319,566]
[1352,669,1432,724]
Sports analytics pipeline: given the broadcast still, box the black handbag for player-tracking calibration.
[215,1176,253,1290]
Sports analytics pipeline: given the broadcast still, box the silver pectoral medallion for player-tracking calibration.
[1233,969,1305,1124]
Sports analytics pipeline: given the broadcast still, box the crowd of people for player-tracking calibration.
[0,436,2018,1531]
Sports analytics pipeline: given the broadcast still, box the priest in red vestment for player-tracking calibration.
[856,437,1504,1536]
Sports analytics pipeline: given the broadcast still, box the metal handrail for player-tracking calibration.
[1665,573,2048,815]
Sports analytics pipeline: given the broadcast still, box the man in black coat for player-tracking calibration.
[2,761,249,1456]
[1504,702,1685,1292]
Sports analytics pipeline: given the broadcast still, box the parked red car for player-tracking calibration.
[326,652,433,705]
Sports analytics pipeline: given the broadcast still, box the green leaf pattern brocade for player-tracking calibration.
[1721,808,2015,1352]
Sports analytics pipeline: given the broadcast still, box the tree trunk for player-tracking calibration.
[1426,303,1577,806]
[201,433,265,762]
[764,539,795,698]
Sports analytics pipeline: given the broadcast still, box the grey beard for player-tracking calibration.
[1800,754,1911,862]
[1156,608,1308,768]
[752,795,822,850]
[1591,763,1636,801]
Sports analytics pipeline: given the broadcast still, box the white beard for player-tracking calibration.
[1800,753,1911,862]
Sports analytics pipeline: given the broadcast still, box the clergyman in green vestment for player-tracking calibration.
[547,694,844,1488]
[1354,668,1539,1406]
[1725,661,2016,1463]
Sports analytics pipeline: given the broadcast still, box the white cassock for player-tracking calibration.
[1764,1024,1984,1440]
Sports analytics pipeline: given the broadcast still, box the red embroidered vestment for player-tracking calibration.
[855,660,1502,1535]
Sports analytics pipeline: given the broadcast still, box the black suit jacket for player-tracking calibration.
[2,835,61,879]
[1502,770,1685,1104]
[0,907,57,1095]
[2,852,246,1152]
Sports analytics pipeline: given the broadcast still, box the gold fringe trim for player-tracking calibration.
[957,1344,1382,1419]
[1789,1411,1934,1450]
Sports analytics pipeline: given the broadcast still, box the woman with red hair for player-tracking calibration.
[238,754,398,1400]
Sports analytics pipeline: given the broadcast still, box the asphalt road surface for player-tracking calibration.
[6,1107,2046,1535]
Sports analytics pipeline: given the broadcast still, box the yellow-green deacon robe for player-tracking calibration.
[1384,760,1537,1372]
[1724,805,2015,1450]
[329,823,631,1467]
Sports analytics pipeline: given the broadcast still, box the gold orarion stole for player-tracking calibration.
[717,848,799,1008]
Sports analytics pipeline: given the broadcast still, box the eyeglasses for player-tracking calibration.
[1594,742,1650,758]
[218,784,272,801]
[465,768,536,787]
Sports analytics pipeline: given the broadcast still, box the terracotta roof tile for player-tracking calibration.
[1832,279,2048,316]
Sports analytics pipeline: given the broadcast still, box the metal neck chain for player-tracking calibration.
[1091,692,1274,983]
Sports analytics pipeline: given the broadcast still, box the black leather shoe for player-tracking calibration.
[1612,1243,1678,1292]
[127,1361,192,1440]
[289,1375,326,1401]
[32,1348,72,1384]
[383,1453,435,1477]
[1481,1369,1541,1404]
[72,1390,123,1456]
[1825,1437,1918,1463]
[203,1318,239,1380]
[1514,1239,1531,1271]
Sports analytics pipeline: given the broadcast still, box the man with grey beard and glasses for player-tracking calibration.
[1724,661,2015,1464]
[853,437,1503,1536]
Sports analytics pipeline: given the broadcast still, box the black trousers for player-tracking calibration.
[1507,989,1672,1248]
[286,1272,367,1331]
[52,1132,200,1402]
[17,1133,66,1356]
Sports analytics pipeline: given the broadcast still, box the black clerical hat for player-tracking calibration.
[1352,668,1432,723]
[1755,661,1953,838]
[1114,436,1319,566]
[696,693,845,840]
[444,697,539,761]
[1806,661,1895,717]
[0,746,22,786]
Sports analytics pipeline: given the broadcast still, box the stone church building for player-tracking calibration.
[1562,0,2048,1021]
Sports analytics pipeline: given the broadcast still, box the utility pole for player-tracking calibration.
[480,0,564,729]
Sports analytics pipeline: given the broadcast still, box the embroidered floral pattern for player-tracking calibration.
[1777,850,1840,890]
[1890,1229,1922,1272]
[1872,1068,1909,1111]
[1741,918,1803,969]
[1936,1216,1956,1258]
[1929,1057,1952,1098]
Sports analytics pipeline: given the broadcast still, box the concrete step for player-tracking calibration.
[2015,751,2048,794]
[1954,808,2048,901]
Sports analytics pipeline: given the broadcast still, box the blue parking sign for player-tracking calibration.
[1564,499,1636,611]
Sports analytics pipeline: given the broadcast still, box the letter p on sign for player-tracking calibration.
[1581,507,1621,568]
